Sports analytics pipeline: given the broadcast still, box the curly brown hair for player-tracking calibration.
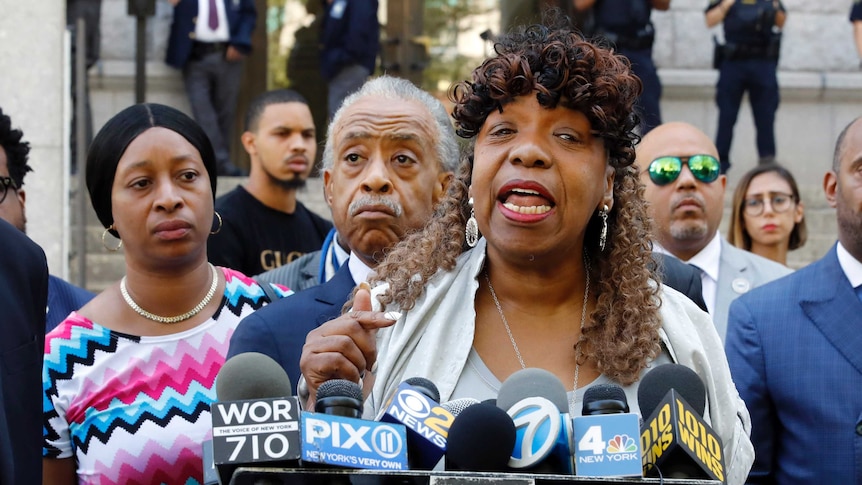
[369,23,662,385]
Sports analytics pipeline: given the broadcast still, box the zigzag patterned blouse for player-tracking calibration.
[43,267,291,485]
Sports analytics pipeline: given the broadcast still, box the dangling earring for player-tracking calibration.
[465,197,479,248]
[598,205,609,252]
[211,211,223,235]
[102,225,123,252]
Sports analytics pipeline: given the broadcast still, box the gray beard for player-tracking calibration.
[669,220,709,241]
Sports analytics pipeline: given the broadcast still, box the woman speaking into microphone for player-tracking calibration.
[42,104,288,484]
[299,16,754,485]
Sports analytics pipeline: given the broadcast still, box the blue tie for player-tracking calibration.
[856,285,862,303]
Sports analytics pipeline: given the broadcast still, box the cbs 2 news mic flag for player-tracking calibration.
[301,413,409,470]
[573,413,642,476]
[640,390,725,483]
[376,381,455,469]
[211,396,302,465]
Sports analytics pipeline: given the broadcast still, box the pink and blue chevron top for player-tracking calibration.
[43,267,291,485]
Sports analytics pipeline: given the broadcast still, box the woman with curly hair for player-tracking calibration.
[298,21,753,483]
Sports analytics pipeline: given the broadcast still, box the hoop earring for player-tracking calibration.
[102,225,123,252]
[211,211,223,235]
[465,197,479,248]
[598,205,609,252]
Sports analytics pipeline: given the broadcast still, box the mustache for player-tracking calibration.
[348,196,404,217]
[671,193,706,211]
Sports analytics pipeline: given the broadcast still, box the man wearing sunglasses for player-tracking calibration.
[638,122,790,341]
[0,108,93,332]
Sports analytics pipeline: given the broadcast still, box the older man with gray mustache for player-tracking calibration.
[637,122,790,341]
[230,76,457,386]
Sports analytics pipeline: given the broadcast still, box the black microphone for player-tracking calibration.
[209,352,302,485]
[376,377,455,470]
[315,379,363,418]
[573,384,642,477]
[496,368,574,474]
[444,402,516,472]
[582,384,630,415]
[638,363,726,482]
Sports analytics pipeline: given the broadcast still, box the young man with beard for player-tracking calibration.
[208,90,332,276]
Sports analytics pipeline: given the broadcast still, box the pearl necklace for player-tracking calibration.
[485,257,590,409]
[120,263,219,324]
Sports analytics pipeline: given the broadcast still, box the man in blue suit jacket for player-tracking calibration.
[0,218,47,484]
[228,77,458,385]
[725,116,862,483]
[166,0,256,176]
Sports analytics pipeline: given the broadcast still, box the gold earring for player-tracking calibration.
[101,225,123,252]
[210,211,223,235]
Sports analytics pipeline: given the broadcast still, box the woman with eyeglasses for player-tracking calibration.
[728,163,806,266]
[42,104,290,484]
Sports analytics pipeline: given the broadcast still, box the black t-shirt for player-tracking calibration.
[208,186,333,276]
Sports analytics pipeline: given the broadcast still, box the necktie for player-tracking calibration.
[208,0,219,30]
[855,285,862,303]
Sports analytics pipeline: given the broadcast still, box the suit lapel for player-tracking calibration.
[714,242,749,337]
[313,264,357,326]
[802,247,862,376]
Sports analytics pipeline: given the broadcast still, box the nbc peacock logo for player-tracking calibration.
[606,434,638,453]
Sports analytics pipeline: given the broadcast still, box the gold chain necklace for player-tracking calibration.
[485,257,590,409]
[120,263,219,324]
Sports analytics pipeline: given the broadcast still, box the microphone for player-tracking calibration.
[496,368,574,474]
[301,379,409,470]
[444,402,516,472]
[376,377,455,469]
[638,363,725,482]
[315,379,364,418]
[440,397,480,418]
[572,384,642,477]
[209,352,302,484]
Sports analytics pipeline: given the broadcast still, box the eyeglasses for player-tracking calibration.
[743,192,795,217]
[647,155,721,186]
[0,176,18,204]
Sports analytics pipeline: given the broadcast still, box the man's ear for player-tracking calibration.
[240,131,257,158]
[323,169,334,208]
[824,171,838,209]
[17,188,25,207]
[434,171,454,203]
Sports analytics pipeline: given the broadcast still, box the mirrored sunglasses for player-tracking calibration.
[647,155,721,186]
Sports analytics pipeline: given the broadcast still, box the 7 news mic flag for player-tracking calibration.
[639,389,725,483]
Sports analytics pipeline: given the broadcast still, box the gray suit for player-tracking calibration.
[713,240,792,340]
[254,250,321,292]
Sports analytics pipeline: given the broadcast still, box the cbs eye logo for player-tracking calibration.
[396,389,432,418]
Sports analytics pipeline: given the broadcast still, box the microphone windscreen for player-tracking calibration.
[637,363,706,417]
[497,368,569,413]
[216,352,292,400]
[445,402,516,472]
[317,379,363,401]
[582,383,629,415]
[404,376,440,403]
[441,397,480,417]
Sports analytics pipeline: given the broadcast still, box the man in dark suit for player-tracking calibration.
[165,0,256,176]
[0,218,48,484]
[725,116,862,483]
[651,252,707,312]
[227,77,457,385]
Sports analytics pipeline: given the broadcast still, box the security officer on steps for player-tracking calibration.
[575,0,670,135]
[707,0,786,174]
